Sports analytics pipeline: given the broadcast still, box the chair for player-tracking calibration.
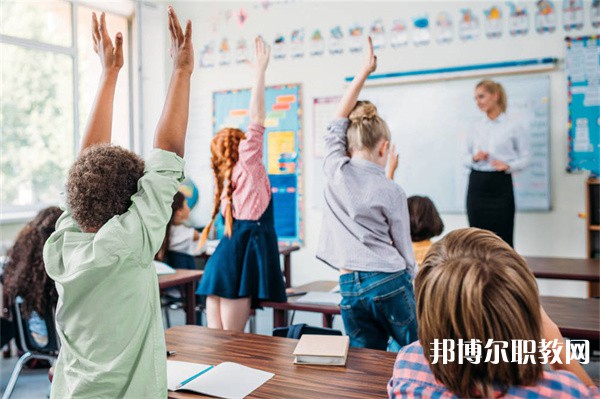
[2,297,59,399]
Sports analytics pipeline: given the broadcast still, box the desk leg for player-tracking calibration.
[184,282,196,325]
[273,309,288,328]
[322,314,333,329]
[283,254,291,288]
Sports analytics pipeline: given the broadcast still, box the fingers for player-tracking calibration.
[114,32,124,64]
[367,36,374,53]
[91,12,100,50]
[184,19,192,45]
[168,10,176,44]
[169,6,185,44]
[99,12,113,47]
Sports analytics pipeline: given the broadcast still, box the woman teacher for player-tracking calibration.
[465,80,530,247]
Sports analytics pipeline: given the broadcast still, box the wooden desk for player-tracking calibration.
[526,256,600,282]
[165,326,396,399]
[158,270,203,325]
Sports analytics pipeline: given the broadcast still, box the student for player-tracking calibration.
[388,228,597,398]
[3,206,62,347]
[156,191,199,270]
[43,8,193,398]
[316,37,418,350]
[407,195,444,265]
[196,37,287,331]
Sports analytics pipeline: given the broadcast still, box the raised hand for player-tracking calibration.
[251,36,270,73]
[363,36,377,74]
[387,143,399,180]
[168,6,194,74]
[92,12,123,74]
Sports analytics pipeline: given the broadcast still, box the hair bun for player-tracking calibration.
[349,101,378,123]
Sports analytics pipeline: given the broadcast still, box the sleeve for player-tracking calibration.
[112,149,185,265]
[386,189,417,279]
[238,122,266,168]
[463,125,476,168]
[507,122,531,173]
[322,118,351,179]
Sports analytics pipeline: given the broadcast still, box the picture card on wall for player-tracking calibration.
[535,0,557,33]
[390,19,409,47]
[484,5,503,38]
[219,38,232,66]
[328,26,344,55]
[235,38,249,64]
[412,15,431,46]
[434,12,453,44]
[199,42,216,68]
[507,2,530,36]
[563,0,584,30]
[273,34,287,59]
[290,29,305,58]
[309,29,325,56]
[348,23,364,53]
[592,0,600,28]
[370,19,386,49]
[458,9,480,41]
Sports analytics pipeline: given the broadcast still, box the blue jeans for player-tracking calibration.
[339,270,418,350]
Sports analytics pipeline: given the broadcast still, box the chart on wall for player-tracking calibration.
[213,84,303,245]
[566,35,599,176]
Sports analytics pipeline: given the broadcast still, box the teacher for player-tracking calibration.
[465,80,530,247]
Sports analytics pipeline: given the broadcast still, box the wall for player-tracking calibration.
[171,1,595,296]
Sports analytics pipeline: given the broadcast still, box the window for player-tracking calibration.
[0,1,133,221]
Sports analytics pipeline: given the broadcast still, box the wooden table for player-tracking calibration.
[165,326,396,399]
[158,270,203,325]
[526,256,600,282]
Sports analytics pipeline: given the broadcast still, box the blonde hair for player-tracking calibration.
[347,101,391,154]
[476,80,507,113]
[415,228,543,398]
[199,128,246,247]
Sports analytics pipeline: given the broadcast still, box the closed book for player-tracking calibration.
[292,334,350,366]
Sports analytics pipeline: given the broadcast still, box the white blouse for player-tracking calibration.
[465,113,530,173]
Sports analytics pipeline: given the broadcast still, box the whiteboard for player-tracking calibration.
[361,75,551,213]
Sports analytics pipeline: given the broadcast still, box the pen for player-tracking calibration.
[167,350,176,357]
[176,365,214,389]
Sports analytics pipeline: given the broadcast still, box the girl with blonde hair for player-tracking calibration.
[317,37,417,350]
[196,37,286,331]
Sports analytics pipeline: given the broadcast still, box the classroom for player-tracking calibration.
[0,0,598,398]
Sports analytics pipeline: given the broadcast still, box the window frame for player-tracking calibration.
[0,0,136,223]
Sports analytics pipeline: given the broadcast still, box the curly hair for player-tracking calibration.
[3,206,63,317]
[66,144,145,231]
[199,128,246,247]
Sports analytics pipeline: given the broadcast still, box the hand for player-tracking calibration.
[168,6,194,74]
[363,36,377,74]
[472,150,489,162]
[491,159,510,172]
[251,36,270,73]
[387,143,399,178]
[92,12,123,74]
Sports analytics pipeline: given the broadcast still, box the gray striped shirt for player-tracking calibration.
[316,118,416,277]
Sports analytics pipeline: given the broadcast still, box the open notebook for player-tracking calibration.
[167,360,274,399]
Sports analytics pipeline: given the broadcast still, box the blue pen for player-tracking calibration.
[176,365,214,389]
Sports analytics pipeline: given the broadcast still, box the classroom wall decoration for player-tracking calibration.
[507,2,530,36]
[391,19,409,47]
[309,29,324,56]
[290,29,305,58]
[484,5,503,38]
[370,19,386,49]
[591,0,600,28]
[566,35,600,176]
[328,26,344,55]
[348,23,364,53]
[563,0,584,30]
[273,34,286,59]
[434,12,454,44]
[412,15,431,46]
[535,0,557,33]
[459,9,481,41]
[213,84,304,244]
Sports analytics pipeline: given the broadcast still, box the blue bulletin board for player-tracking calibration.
[566,35,600,176]
[213,84,303,245]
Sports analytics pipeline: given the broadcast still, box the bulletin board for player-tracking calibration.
[213,84,303,245]
[566,35,600,176]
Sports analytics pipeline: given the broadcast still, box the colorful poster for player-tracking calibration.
[290,29,305,58]
[459,9,481,41]
[484,5,503,38]
[213,84,304,244]
[237,8,247,27]
[566,36,600,175]
[590,0,600,28]
[563,0,584,30]
[412,15,431,46]
[272,34,286,59]
[218,38,232,66]
[199,42,216,68]
[434,12,454,44]
[370,19,386,49]
[348,23,364,53]
[309,29,325,56]
[235,38,249,64]
[535,0,557,33]
[328,26,344,55]
[507,3,529,36]
[390,19,409,48]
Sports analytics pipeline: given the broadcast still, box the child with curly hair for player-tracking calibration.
[317,37,417,350]
[196,37,287,331]
[43,7,193,398]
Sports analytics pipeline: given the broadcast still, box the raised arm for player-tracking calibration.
[335,36,377,118]
[249,37,270,125]
[79,12,124,151]
[387,143,399,180]
[153,6,194,158]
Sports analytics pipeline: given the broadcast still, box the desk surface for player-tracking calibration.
[525,256,599,282]
[165,326,396,399]
[158,270,203,290]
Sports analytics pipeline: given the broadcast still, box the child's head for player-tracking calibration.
[347,101,391,167]
[66,144,144,232]
[407,196,444,242]
[4,206,63,316]
[415,228,543,398]
[200,128,247,245]
[171,191,190,225]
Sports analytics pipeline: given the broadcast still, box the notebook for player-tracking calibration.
[292,334,350,366]
[167,360,274,399]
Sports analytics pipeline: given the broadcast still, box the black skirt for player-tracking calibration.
[466,170,515,247]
